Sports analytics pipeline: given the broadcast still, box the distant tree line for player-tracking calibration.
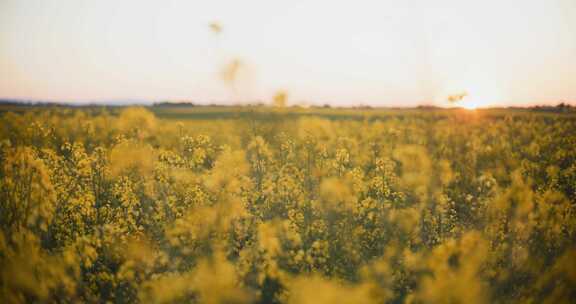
[529,102,575,113]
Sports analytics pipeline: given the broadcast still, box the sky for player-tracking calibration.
[1,0,575,107]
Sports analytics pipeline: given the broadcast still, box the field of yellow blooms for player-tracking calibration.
[1,106,575,303]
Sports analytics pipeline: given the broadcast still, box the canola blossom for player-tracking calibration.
[1,106,575,303]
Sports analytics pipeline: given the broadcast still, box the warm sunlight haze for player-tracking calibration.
[1,0,575,106]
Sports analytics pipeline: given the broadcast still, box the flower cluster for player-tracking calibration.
[1,106,575,303]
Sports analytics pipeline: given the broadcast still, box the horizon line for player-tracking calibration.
[1,98,575,110]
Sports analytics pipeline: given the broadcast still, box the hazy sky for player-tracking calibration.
[1,0,575,106]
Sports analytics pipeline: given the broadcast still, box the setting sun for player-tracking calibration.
[443,82,502,110]
[457,94,496,110]
[460,99,479,110]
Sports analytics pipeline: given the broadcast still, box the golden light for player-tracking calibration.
[442,81,503,110]
[456,91,499,110]
[459,99,479,110]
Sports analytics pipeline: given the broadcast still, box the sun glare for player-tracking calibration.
[460,99,478,110]
[464,105,477,110]
[443,84,503,110]
[457,93,498,110]
[440,77,504,110]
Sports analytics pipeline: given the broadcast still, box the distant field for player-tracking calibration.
[1,103,573,121]
[150,105,571,120]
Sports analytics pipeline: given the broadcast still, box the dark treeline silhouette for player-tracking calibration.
[1,98,574,111]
